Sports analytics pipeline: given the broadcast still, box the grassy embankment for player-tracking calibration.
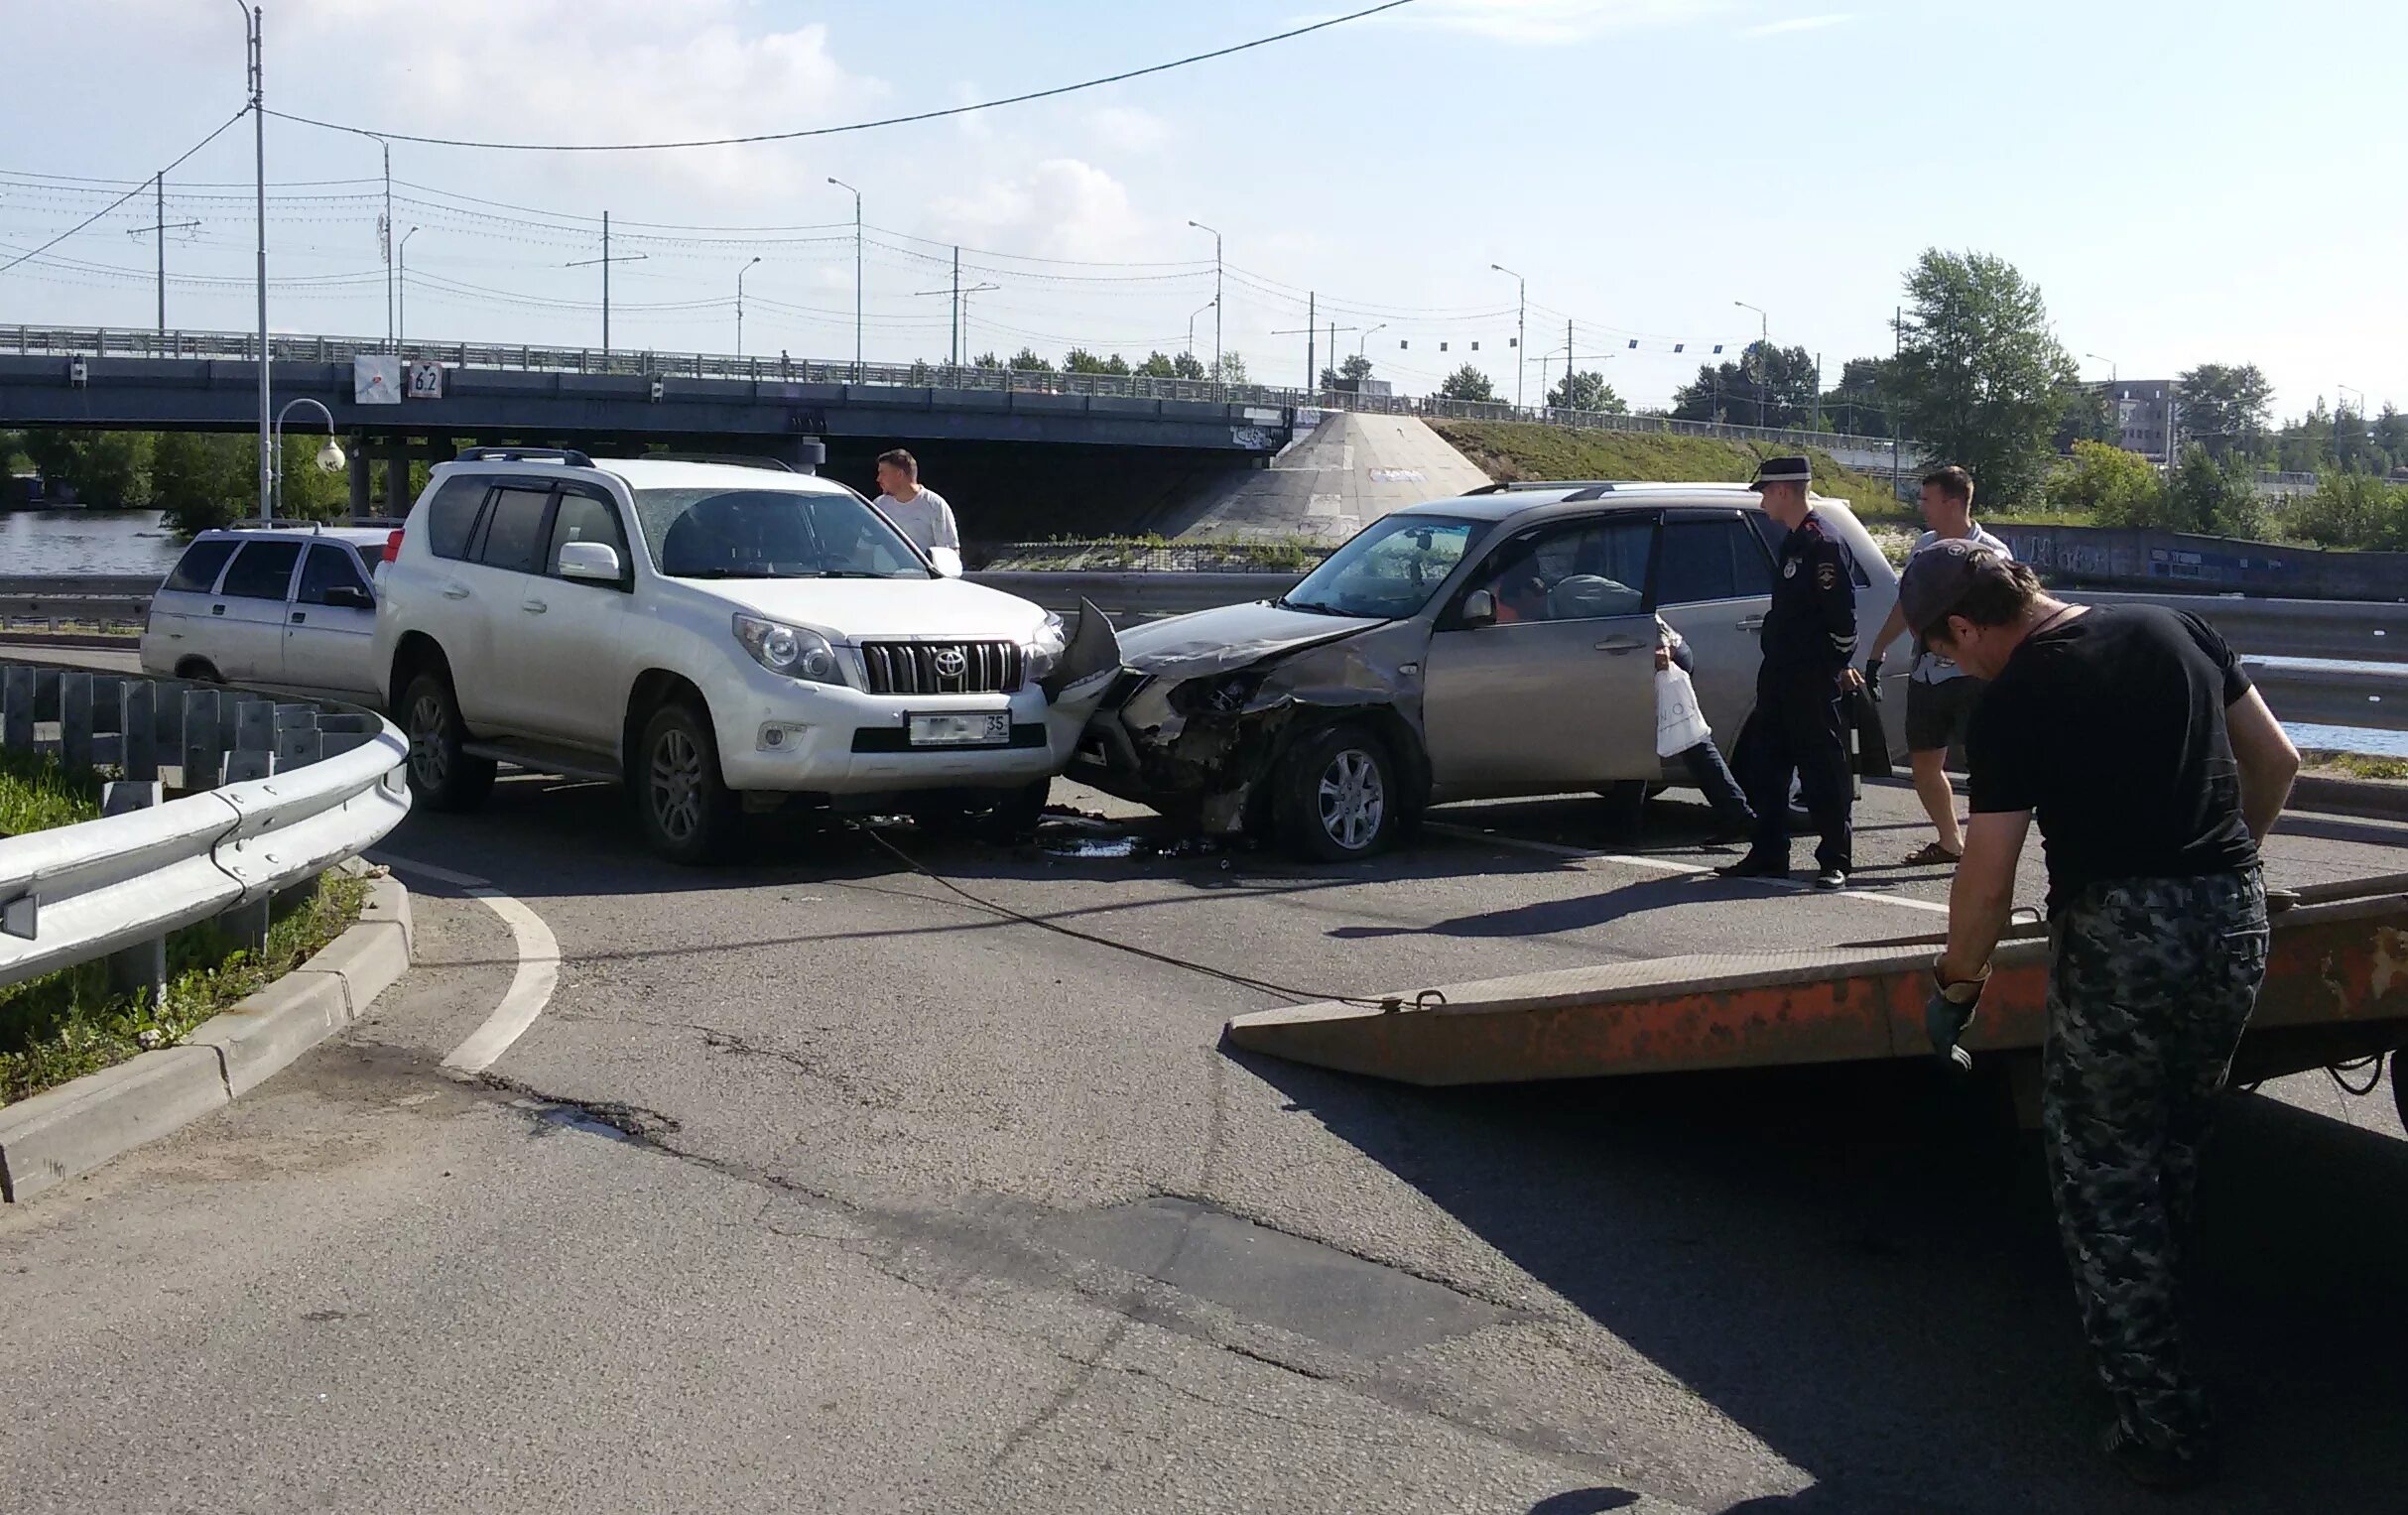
[0,748,365,1105]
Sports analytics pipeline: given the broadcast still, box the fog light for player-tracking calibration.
[757,722,810,751]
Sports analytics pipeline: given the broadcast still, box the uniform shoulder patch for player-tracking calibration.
[1817,562,1838,589]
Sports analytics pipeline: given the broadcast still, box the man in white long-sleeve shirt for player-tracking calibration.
[873,448,962,575]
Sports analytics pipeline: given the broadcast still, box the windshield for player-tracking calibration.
[1278,514,1489,620]
[633,487,932,579]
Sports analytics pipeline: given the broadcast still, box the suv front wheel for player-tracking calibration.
[400,670,496,813]
[1275,722,1400,862]
[635,699,738,865]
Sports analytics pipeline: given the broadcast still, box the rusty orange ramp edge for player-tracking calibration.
[1223,895,2408,1087]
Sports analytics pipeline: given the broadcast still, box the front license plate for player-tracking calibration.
[909,711,1011,746]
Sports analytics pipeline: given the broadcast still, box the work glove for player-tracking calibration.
[1861,656,1884,701]
[1925,962,1986,1072]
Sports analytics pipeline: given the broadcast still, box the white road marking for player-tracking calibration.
[1423,821,1957,915]
[376,852,563,1075]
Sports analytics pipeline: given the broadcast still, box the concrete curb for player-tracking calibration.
[2292,774,2408,822]
[0,871,414,1203]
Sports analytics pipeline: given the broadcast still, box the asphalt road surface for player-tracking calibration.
[4,772,2405,1514]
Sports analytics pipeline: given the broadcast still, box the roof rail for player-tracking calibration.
[1463,479,1631,495]
[635,452,796,472]
[219,516,410,533]
[453,446,593,467]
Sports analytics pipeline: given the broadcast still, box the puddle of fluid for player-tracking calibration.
[1047,836,1145,859]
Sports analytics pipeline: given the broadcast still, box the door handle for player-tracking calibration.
[210,603,226,616]
[521,598,548,614]
[290,611,307,625]
[1737,615,1766,631]
[440,582,470,600]
[1594,637,1643,654]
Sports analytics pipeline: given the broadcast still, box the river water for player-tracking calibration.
[1,509,186,576]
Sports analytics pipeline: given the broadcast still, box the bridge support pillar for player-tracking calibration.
[347,435,371,518]
[383,439,409,516]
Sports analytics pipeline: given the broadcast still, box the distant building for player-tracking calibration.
[2098,379,2178,464]
[1331,376,1393,398]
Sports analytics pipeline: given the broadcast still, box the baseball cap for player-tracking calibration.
[1748,455,1813,491]
[1897,536,2012,635]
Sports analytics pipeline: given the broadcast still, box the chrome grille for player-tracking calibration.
[859,640,1022,695]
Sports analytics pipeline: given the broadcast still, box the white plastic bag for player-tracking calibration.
[1655,665,1710,757]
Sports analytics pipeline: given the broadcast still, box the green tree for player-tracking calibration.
[2051,383,2117,452]
[1671,342,1818,428]
[2277,399,2335,473]
[1893,248,2077,509]
[972,351,1001,369]
[1063,348,1130,376]
[1547,369,1624,414]
[1821,355,1900,436]
[2165,443,2265,539]
[1440,364,1496,403]
[1172,351,1207,381]
[1006,346,1054,373]
[2375,404,2408,475]
[1211,350,1249,385]
[2049,440,2168,526]
[2290,471,2408,551]
[150,432,347,536]
[1318,353,1375,388]
[2174,363,2272,459]
[1133,351,1178,379]
[17,428,155,507]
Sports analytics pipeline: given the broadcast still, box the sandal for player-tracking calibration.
[1902,840,1964,866]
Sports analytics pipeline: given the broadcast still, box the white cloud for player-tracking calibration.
[930,159,1149,263]
[1398,0,1726,45]
[1740,12,1858,38]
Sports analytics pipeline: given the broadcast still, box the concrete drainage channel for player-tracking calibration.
[0,866,415,1202]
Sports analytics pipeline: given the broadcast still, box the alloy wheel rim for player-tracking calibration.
[649,727,703,843]
[408,693,449,788]
[1317,749,1384,851]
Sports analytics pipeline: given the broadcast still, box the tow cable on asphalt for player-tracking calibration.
[851,823,1445,1013]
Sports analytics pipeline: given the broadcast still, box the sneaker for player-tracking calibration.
[1813,868,1848,891]
[2099,1420,2214,1491]
[1715,856,1790,880]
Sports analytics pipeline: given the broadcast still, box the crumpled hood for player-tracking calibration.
[1116,600,1383,680]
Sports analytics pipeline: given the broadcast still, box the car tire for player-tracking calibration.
[176,658,222,685]
[635,699,738,865]
[399,670,495,813]
[1276,723,1399,863]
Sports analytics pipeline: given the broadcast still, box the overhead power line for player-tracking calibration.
[263,0,1419,151]
[0,104,250,278]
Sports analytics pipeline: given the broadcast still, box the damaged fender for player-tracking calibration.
[1039,597,1122,764]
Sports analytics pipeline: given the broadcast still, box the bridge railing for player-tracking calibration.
[1,324,1919,459]
[0,661,410,995]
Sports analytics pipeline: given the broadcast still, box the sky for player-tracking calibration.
[2,0,2401,420]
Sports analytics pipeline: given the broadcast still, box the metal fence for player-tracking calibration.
[0,662,410,995]
[3,324,1921,458]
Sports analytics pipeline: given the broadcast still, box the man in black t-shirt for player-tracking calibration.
[1899,540,2301,1490]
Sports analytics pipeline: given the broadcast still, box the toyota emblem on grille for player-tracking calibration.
[933,648,967,679]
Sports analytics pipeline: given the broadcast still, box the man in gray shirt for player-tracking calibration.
[1863,464,2009,864]
[873,448,962,575]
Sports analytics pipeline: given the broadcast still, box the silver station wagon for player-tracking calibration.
[1072,481,1900,859]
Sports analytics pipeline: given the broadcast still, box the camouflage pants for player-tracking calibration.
[2043,868,2268,1458]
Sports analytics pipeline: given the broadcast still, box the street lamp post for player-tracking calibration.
[829,178,861,380]
[1733,300,1768,428]
[1189,220,1221,387]
[736,256,762,357]
[913,279,996,369]
[397,226,419,346]
[1357,321,1387,362]
[2086,352,2118,387]
[270,397,344,520]
[1490,264,1525,408]
[1188,298,1217,365]
[231,0,271,519]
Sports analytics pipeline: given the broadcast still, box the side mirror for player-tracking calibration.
[1459,588,1497,628]
[325,584,374,611]
[930,547,966,579]
[558,541,624,583]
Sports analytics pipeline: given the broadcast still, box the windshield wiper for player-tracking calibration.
[1272,596,1345,615]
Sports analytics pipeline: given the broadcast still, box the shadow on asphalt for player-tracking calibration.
[1235,1051,2408,1515]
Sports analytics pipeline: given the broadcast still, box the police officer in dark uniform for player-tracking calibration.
[1718,455,1861,889]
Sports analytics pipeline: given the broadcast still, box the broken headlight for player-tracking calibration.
[1168,670,1268,716]
[1022,611,1068,686]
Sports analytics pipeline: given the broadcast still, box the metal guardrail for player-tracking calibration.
[0,661,411,993]
[2,324,1921,459]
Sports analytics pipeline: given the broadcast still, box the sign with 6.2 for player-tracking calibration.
[406,360,444,399]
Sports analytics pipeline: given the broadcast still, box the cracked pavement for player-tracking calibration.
[3,773,2405,1514]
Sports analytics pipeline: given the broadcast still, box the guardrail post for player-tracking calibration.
[2,665,31,752]
[235,697,275,760]
[99,780,169,1006]
[182,688,222,791]
[275,705,323,769]
[59,673,92,777]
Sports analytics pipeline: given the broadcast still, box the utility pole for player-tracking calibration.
[1734,300,1768,429]
[127,172,199,332]
[1306,291,1314,392]
[735,255,761,356]
[238,0,271,521]
[827,178,861,380]
[1563,316,1573,406]
[1272,312,1345,397]
[1490,264,1525,408]
[1891,305,1903,502]
[567,211,646,355]
[1189,221,1223,387]
[397,226,418,346]
[951,246,959,369]
[380,138,393,350]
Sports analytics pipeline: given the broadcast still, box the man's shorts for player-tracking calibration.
[1905,674,1985,754]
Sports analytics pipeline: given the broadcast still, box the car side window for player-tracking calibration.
[473,486,557,574]
[216,540,305,601]
[165,538,238,593]
[423,475,491,561]
[1466,516,1654,624]
[296,543,372,607]
[1658,518,1773,604]
[546,488,630,579]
